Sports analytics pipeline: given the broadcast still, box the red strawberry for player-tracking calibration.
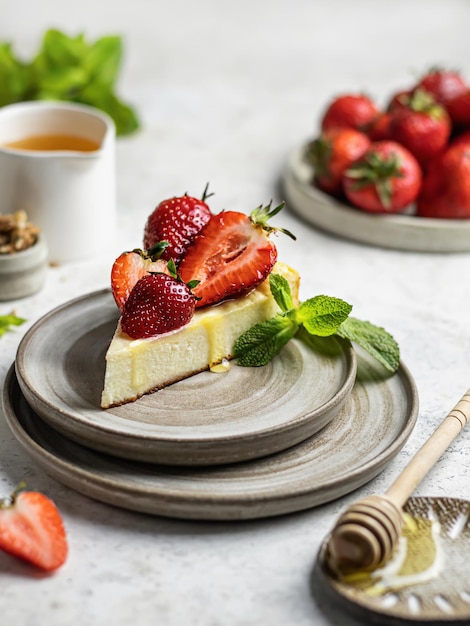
[450,130,470,148]
[111,244,169,311]
[305,127,370,196]
[0,485,68,571]
[416,68,467,107]
[416,143,470,218]
[386,89,413,113]
[365,112,391,141]
[179,203,294,308]
[446,89,470,127]
[121,263,198,339]
[143,186,212,264]
[320,94,379,132]
[389,89,451,167]
[342,141,422,213]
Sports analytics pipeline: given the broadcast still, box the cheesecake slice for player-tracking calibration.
[101,262,299,408]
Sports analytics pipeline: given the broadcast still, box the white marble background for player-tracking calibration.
[1,1,470,624]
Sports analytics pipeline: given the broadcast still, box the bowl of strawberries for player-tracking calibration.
[283,67,470,252]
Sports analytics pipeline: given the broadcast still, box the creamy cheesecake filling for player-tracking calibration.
[101,262,299,408]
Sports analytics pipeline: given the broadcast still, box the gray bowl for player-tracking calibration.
[0,234,48,300]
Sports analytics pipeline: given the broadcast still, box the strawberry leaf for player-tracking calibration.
[336,316,400,372]
[233,317,298,366]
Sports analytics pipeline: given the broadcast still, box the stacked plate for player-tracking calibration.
[2,289,419,521]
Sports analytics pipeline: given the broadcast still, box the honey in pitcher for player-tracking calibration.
[4,134,100,152]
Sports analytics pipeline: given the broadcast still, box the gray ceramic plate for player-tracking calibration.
[314,497,470,624]
[283,143,470,253]
[2,350,418,521]
[14,289,357,466]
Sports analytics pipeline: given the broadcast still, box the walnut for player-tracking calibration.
[0,211,40,254]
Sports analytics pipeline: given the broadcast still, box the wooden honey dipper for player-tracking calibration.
[326,389,470,573]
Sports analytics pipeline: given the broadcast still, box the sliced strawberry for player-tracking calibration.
[121,263,198,339]
[143,186,212,264]
[179,202,294,308]
[0,486,68,571]
[111,243,169,311]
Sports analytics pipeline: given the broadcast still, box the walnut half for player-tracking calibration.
[0,210,40,254]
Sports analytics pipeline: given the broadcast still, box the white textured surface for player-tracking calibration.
[1,1,470,624]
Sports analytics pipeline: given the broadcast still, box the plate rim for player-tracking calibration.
[2,359,419,520]
[14,288,357,465]
[283,142,470,253]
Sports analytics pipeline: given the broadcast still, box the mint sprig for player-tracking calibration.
[336,316,400,372]
[233,274,400,372]
[0,313,26,338]
[0,29,139,136]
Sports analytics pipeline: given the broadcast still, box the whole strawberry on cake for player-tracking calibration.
[101,187,299,408]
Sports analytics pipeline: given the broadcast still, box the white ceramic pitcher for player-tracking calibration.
[0,101,116,264]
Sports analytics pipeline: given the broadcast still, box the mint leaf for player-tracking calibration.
[0,313,26,338]
[295,295,352,336]
[269,273,295,312]
[0,43,31,106]
[233,274,400,373]
[86,36,122,87]
[79,84,139,136]
[336,316,400,372]
[34,30,87,70]
[0,29,140,136]
[233,317,298,366]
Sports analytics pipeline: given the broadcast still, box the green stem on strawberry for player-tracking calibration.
[201,182,214,202]
[250,201,297,240]
[144,241,170,259]
[345,151,404,209]
[233,273,400,372]
[166,258,200,294]
[0,481,26,508]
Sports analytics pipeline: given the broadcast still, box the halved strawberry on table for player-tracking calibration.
[0,484,68,572]
[179,202,295,308]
